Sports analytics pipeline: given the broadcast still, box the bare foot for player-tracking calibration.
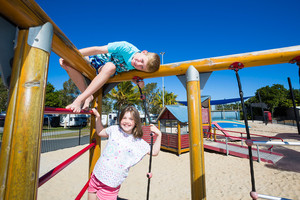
[66,99,82,113]
[82,95,94,110]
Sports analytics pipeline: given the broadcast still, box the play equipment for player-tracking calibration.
[1,1,300,199]
[209,127,284,164]
[229,62,298,200]
[212,121,235,139]
[156,101,211,155]
[155,105,284,163]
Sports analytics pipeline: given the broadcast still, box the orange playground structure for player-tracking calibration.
[1,1,300,200]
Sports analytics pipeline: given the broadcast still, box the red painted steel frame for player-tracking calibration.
[75,179,90,200]
[38,142,96,187]
[44,107,93,114]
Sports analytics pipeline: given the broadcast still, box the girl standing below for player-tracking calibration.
[89,106,162,200]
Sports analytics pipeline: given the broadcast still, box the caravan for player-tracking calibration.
[140,113,158,124]
[60,114,88,127]
[101,113,118,126]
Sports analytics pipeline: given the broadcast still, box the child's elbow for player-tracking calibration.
[152,150,160,156]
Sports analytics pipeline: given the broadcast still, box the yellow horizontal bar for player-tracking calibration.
[0,0,95,80]
[107,45,300,83]
[161,146,178,153]
[161,146,190,153]
[180,148,190,153]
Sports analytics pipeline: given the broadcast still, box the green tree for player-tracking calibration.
[0,77,8,112]
[60,78,80,107]
[141,82,161,114]
[246,84,297,117]
[45,82,63,107]
[107,81,140,113]
[102,94,113,114]
[164,91,178,105]
[289,88,300,105]
[215,102,241,111]
[152,89,178,113]
[259,84,290,113]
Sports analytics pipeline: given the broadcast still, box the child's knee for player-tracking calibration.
[59,58,69,70]
[60,64,69,71]
[103,63,116,75]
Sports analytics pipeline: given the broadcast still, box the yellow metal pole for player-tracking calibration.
[158,120,161,130]
[186,66,206,200]
[208,98,212,139]
[0,23,53,200]
[89,91,102,175]
[177,122,181,155]
[214,127,217,142]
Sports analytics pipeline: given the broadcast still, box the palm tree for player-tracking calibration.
[164,91,178,105]
[107,81,140,114]
[152,90,178,112]
[141,83,160,114]
[102,95,112,113]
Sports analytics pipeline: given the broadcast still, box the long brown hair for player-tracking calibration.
[118,106,143,138]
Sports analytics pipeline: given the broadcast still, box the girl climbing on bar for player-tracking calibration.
[89,105,162,200]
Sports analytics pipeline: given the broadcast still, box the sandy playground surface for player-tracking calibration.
[38,121,300,200]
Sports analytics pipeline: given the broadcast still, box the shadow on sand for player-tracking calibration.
[264,132,300,173]
[117,197,129,200]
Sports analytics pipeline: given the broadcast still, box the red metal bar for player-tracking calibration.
[213,133,246,140]
[213,127,283,141]
[75,179,90,200]
[213,132,284,144]
[38,142,96,187]
[44,107,93,114]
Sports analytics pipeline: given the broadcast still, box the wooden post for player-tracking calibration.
[0,23,53,200]
[89,90,102,175]
[186,66,206,200]
[177,122,181,155]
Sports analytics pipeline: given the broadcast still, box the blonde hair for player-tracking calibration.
[118,106,143,138]
[146,52,160,72]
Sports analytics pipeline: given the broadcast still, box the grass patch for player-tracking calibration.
[42,127,90,139]
[42,131,89,139]
[43,125,89,131]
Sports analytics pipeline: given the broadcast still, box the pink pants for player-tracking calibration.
[88,173,121,200]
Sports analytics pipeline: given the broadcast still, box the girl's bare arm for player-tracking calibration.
[148,124,162,156]
[92,108,108,137]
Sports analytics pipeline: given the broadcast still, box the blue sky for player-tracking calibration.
[37,0,300,101]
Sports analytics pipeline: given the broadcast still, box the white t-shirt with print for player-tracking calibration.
[93,125,150,188]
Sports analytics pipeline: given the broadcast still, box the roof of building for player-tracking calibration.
[178,96,210,108]
[157,105,189,123]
